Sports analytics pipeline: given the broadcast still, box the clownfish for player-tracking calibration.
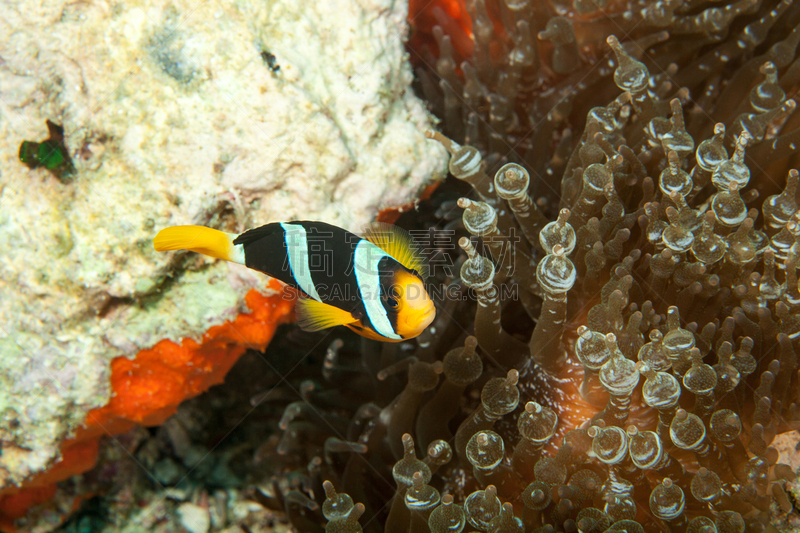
[153,221,436,342]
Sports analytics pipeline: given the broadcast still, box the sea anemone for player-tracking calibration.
[260,0,800,531]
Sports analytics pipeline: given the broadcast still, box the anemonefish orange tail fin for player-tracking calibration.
[295,297,357,332]
[153,225,245,264]
[363,222,429,278]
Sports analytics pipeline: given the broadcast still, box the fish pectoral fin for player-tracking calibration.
[363,222,429,278]
[346,323,404,343]
[153,225,244,264]
[295,298,357,332]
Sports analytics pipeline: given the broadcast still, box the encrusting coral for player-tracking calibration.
[252,0,800,531]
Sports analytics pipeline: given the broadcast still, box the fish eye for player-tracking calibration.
[387,297,399,309]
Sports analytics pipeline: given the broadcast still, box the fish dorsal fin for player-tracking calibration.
[295,297,357,332]
[363,222,429,278]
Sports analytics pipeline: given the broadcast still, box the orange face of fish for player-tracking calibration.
[390,270,436,339]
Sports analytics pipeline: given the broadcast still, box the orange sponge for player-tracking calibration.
[0,281,295,531]
[84,281,296,431]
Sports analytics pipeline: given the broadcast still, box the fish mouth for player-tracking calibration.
[402,301,436,338]
[418,303,436,328]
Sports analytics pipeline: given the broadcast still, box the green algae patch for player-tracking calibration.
[19,120,75,181]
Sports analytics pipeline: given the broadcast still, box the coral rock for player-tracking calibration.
[0,0,446,497]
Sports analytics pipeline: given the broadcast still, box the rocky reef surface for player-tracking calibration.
[0,0,446,490]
